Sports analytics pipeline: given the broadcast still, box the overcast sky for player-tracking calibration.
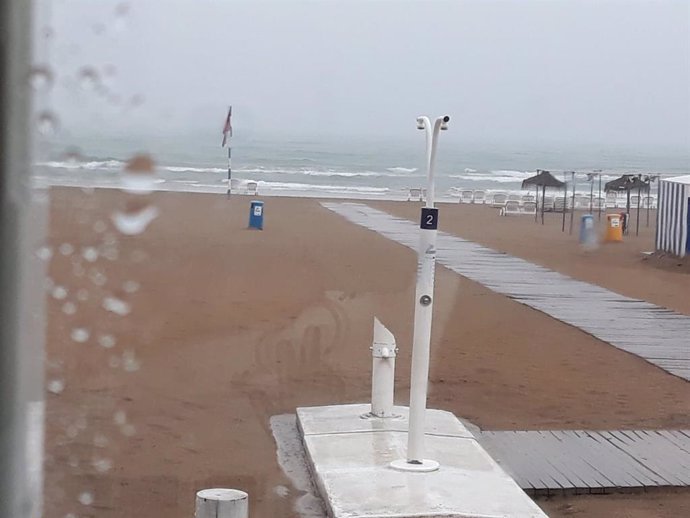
[45,0,689,150]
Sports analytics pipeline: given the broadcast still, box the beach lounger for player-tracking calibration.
[246,182,258,195]
[522,201,537,215]
[507,193,521,203]
[575,195,590,209]
[521,194,535,204]
[473,190,486,204]
[542,195,555,211]
[500,200,521,216]
[553,196,566,212]
[460,190,474,203]
[491,192,508,208]
[605,192,617,209]
[630,195,640,207]
[407,188,422,201]
[593,196,604,210]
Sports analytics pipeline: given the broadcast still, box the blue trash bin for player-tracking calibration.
[579,214,595,246]
[249,200,264,230]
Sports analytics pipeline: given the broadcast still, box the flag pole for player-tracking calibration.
[222,105,233,197]
[226,144,232,197]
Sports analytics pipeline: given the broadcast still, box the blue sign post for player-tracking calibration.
[249,200,264,230]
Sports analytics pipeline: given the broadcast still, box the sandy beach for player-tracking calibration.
[44,188,690,518]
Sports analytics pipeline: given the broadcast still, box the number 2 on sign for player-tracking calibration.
[426,214,434,225]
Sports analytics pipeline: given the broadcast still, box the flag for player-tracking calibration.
[221,106,232,147]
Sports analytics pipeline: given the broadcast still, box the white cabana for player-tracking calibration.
[656,175,690,258]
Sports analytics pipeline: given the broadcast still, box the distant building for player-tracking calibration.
[656,175,690,258]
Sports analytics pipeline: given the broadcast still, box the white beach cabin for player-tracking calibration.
[656,175,690,258]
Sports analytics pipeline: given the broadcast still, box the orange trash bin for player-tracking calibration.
[605,214,623,242]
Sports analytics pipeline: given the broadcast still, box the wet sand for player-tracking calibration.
[44,189,690,518]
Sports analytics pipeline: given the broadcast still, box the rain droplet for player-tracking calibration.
[89,269,107,286]
[77,289,89,301]
[98,334,116,349]
[93,220,107,233]
[65,513,77,518]
[113,410,127,426]
[78,491,94,506]
[77,66,100,90]
[63,147,83,163]
[102,246,119,261]
[36,246,53,261]
[72,263,86,277]
[102,296,130,316]
[29,65,54,91]
[94,433,109,448]
[103,233,118,246]
[130,250,148,263]
[121,424,136,436]
[82,247,98,262]
[121,154,156,194]
[37,111,58,135]
[44,277,55,290]
[123,280,140,293]
[68,456,79,468]
[112,205,159,235]
[92,457,112,473]
[122,350,141,372]
[52,286,68,300]
[47,379,65,395]
[70,328,90,343]
[62,302,77,315]
[59,243,74,256]
[114,2,130,31]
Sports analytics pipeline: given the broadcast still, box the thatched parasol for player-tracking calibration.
[522,169,566,224]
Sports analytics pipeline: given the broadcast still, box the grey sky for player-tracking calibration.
[47,0,689,149]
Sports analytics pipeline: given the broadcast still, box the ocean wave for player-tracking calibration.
[386,167,418,173]
[164,166,226,173]
[464,168,477,173]
[237,167,421,178]
[449,174,529,184]
[38,159,125,170]
[256,180,389,193]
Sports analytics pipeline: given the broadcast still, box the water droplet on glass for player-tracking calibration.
[63,147,83,164]
[77,289,89,302]
[29,65,54,91]
[70,328,90,343]
[102,246,119,261]
[78,66,100,91]
[93,220,107,233]
[130,250,148,263]
[59,243,74,256]
[37,111,58,135]
[102,296,130,316]
[36,246,53,261]
[94,434,109,448]
[121,154,156,194]
[78,491,94,506]
[42,26,55,39]
[66,426,79,439]
[103,233,118,246]
[44,277,55,290]
[82,247,99,262]
[112,204,159,235]
[129,94,145,107]
[121,424,136,436]
[92,23,106,35]
[108,356,121,369]
[52,286,68,300]
[114,2,130,31]
[123,280,140,293]
[47,379,65,394]
[113,410,127,426]
[92,457,113,473]
[89,269,107,286]
[98,334,116,349]
[65,513,77,518]
[72,263,86,277]
[122,350,141,372]
[62,302,77,315]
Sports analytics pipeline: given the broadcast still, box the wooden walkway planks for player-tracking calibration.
[322,202,690,381]
[479,430,690,494]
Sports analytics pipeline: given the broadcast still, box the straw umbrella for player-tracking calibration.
[604,174,649,235]
[522,170,565,225]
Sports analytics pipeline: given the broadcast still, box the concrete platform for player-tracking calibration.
[297,404,548,518]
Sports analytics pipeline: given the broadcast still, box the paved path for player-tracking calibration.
[479,429,690,494]
[322,202,690,381]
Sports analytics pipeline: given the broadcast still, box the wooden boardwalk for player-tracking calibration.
[479,430,690,494]
[322,202,690,381]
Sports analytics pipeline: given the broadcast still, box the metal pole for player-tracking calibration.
[598,172,602,220]
[392,115,448,473]
[569,171,576,234]
[589,175,594,214]
[561,172,567,232]
[636,185,641,236]
[226,145,232,196]
[541,184,545,225]
[370,317,397,418]
[1,2,43,518]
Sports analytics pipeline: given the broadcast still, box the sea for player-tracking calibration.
[35,132,689,200]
